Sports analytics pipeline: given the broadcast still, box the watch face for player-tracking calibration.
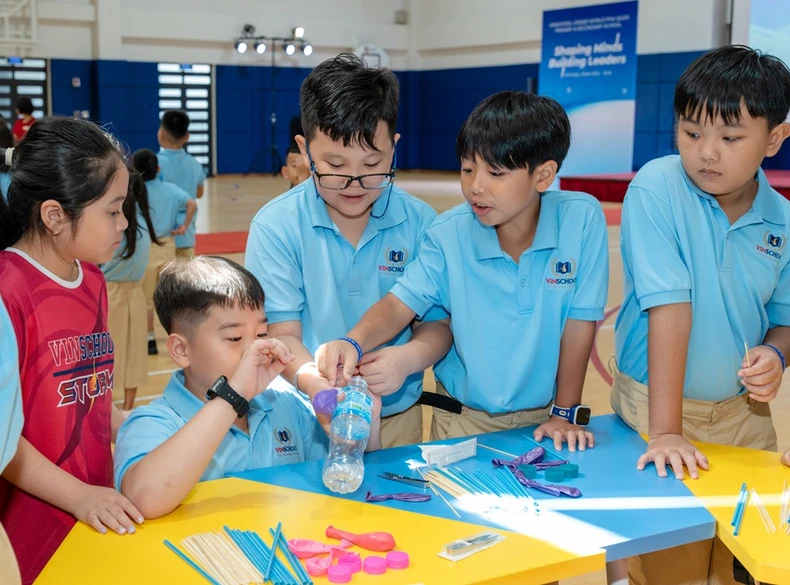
[575,407,592,426]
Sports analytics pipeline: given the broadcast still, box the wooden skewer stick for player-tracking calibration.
[418,468,461,518]
[477,443,518,459]
[744,342,752,368]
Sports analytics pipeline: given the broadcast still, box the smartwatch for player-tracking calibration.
[550,403,591,426]
[206,375,249,418]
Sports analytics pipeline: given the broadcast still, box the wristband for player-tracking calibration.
[293,361,316,391]
[764,344,786,371]
[339,336,364,362]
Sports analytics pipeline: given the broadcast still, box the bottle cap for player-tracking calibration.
[363,555,387,575]
[386,551,409,569]
[327,564,352,583]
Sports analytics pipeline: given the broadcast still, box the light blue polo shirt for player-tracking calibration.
[158,148,206,249]
[101,214,151,282]
[113,370,328,490]
[0,295,23,473]
[615,155,790,402]
[245,180,443,417]
[145,177,190,239]
[390,192,609,414]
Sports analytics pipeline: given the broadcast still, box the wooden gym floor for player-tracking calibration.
[131,171,790,585]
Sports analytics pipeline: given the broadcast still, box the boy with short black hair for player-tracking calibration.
[115,257,374,519]
[245,54,452,448]
[613,45,790,585]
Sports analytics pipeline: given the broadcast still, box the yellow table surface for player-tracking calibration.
[685,441,790,584]
[36,478,604,585]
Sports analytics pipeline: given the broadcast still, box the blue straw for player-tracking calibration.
[734,490,750,536]
[493,467,523,497]
[731,483,747,526]
[164,540,222,585]
[271,527,312,585]
[474,470,510,497]
[254,531,295,584]
[437,467,481,494]
[265,522,283,581]
[453,468,492,494]
[224,527,266,574]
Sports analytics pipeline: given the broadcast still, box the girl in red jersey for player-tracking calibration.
[0,117,144,585]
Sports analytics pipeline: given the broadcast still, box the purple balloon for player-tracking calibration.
[512,470,582,498]
[491,447,568,471]
[365,492,432,503]
[312,388,338,415]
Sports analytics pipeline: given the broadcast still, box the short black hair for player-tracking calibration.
[132,148,158,181]
[456,91,572,172]
[161,110,190,140]
[286,142,300,156]
[300,53,399,151]
[154,256,265,335]
[15,97,33,116]
[675,45,790,128]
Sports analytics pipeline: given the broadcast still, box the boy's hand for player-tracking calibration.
[534,417,594,453]
[296,365,335,434]
[315,340,360,387]
[230,338,294,401]
[782,449,790,467]
[356,346,411,396]
[637,433,709,480]
[171,224,187,236]
[72,485,144,535]
[738,345,783,402]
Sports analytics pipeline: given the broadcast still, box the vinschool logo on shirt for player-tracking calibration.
[757,231,786,260]
[274,427,299,455]
[379,247,409,274]
[546,258,577,286]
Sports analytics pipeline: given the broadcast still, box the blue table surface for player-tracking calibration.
[230,414,715,561]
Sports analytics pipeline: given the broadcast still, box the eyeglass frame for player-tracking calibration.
[305,143,398,191]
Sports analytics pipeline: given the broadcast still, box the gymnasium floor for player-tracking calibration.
[132,171,790,585]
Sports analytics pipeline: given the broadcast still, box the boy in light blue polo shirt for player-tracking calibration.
[132,148,197,356]
[0,293,23,584]
[316,91,608,448]
[157,110,207,259]
[245,54,452,448]
[114,257,362,520]
[612,46,790,585]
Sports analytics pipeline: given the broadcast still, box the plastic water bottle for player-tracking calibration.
[322,376,373,494]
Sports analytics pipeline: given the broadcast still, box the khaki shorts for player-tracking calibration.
[143,238,175,311]
[175,246,194,259]
[107,281,148,391]
[0,522,21,585]
[429,381,552,441]
[380,403,423,448]
[610,360,777,585]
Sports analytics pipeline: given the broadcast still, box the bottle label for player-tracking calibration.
[333,389,372,425]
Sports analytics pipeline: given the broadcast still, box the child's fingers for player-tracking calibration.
[741,369,780,386]
[87,514,108,534]
[97,509,128,535]
[565,430,577,453]
[680,451,700,479]
[533,427,545,442]
[552,430,563,451]
[575,431,587,452]
[695,449,710,471]
[636,450,651,471]
[668,451,686,480]
[118,497,144,525]
[110,504,138,534]
[653,452,669,478]
[585,432,595,449]
[357,351,380,366]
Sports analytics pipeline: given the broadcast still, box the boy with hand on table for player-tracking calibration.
[114,256,382,519]
[315,91,608,451]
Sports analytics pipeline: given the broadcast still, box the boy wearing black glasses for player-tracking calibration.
[245,54,452,448]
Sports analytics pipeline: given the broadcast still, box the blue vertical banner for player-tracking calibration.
[539,1,638,176]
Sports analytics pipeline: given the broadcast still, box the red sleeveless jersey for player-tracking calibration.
[0,249,114,584]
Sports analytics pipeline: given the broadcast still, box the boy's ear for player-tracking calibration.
[295,135,311,171]
[183,132,190,144]
[393,132,401,147]
[167,333,191,369]
[766,123,790,158]
[533,160,558,193]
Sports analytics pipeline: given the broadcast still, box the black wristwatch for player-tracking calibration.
[206,376,249,418]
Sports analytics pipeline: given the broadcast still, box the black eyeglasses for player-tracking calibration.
[306,147,397,190]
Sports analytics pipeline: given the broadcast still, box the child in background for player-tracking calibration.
[0,118,144,585]
[131,148,196,356]
[11,98,35,144]
[101,169,160,411]
[0,117,13,199]
[157,110,206,259]
[281,142,310,188]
